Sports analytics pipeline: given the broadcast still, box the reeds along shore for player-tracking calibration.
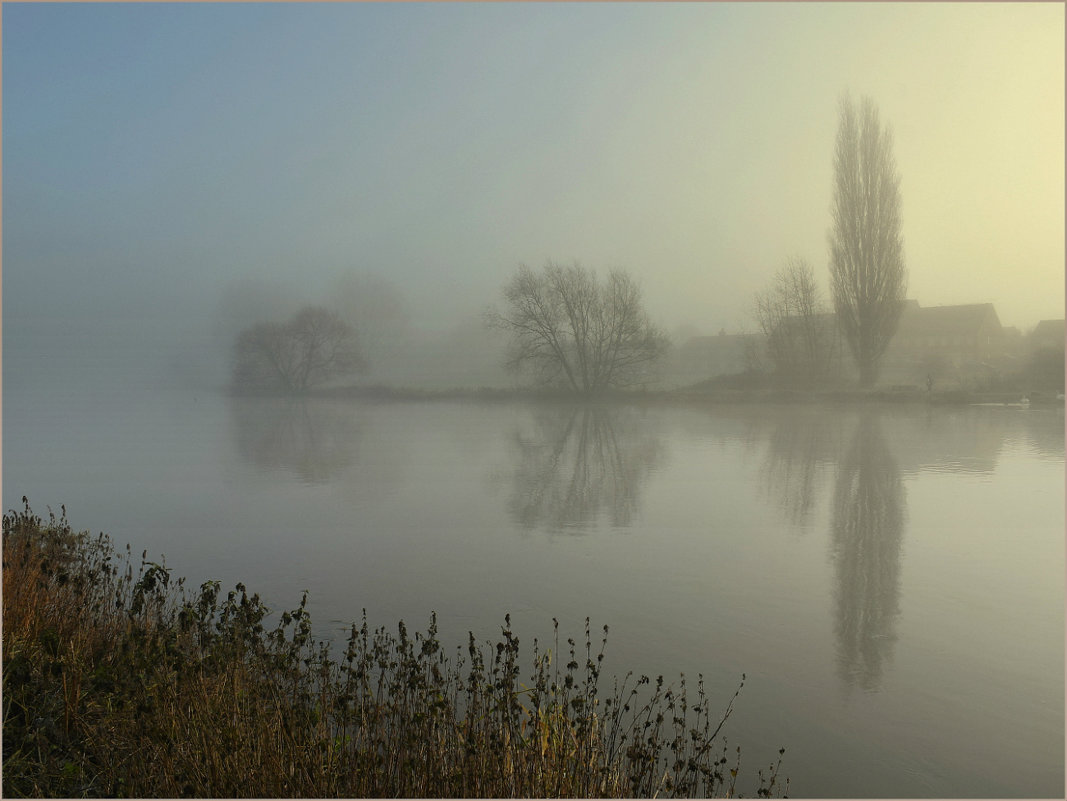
[2,500,786,798]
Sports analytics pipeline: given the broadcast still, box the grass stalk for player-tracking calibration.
[3,499,787,798]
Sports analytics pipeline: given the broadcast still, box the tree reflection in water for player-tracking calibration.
[507,405,663,533]
[759,410,844,529]
[831,414,906,691]
[230,397,362,484]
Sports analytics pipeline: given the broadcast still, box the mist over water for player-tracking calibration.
[4,3,1064,797]
[3,370,1063,797]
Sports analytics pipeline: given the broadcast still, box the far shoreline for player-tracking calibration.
[229,381,1065,409]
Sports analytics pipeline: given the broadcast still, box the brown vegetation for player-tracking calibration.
[2,501,786,798]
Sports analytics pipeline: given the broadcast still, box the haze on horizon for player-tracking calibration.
[3,2,1064,388]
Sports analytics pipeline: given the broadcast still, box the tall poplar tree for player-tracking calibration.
[828,94,907,387]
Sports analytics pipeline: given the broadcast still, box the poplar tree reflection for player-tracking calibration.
[831,414,907,691]
[230,397,361,484]
[507,405,662,532]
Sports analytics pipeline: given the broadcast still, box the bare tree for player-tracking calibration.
[485,261,668,393]
[752,257,839,385]
[829,94,908,387]
[232,306,364,394]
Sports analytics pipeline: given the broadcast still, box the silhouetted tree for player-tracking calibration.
[829,94,908,387]
[486,262,668,393]
[232,306,363,394]
[752,257,840,385]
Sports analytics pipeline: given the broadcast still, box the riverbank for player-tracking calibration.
[2,502,786,798]
[302,380,1063,409]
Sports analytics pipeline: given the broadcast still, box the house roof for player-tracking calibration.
[1031,319,1065,339]
[897,303,1001,338]
[677,332,761,353]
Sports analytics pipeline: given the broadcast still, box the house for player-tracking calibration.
[1024,319,1065,391]
[1029,319,1065,351]
[668,300,1029,388]
[888,301,1004,362]
[661,330,763,387]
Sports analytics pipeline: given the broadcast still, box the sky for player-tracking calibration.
[3,2,1064,360]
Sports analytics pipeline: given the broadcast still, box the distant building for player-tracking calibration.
[662,330,762,387]
[888,301,1004,362]
[878,301,1008,386]
[1024,319,1066,391]
[1029,319,1065,351]
[666,300,1051,389]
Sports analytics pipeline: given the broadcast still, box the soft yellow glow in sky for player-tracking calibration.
[644,4,1064,332]
[534,3,1064,333]
[5,3,1063,334]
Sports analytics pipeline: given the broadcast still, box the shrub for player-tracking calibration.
[2,499,787,797]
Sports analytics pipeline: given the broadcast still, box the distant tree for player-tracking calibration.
[828,94,908,387]
[232,306,364,394]
[485,262,668,393]
[752,257,839,385]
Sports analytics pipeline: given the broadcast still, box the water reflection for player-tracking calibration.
[759,410,844,528]
[230,397,362,484]
[507,405,663,532]
[830,414,906,691]
[1018,409,1065,461]
[898,408,1004,475]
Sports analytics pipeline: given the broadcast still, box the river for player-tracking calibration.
[3,382,1063,797]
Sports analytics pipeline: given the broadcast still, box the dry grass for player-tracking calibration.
[2,499,786,797]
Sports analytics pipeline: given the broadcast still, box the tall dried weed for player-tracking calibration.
[2,499,786,797]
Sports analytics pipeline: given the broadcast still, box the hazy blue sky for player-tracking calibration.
[4,2,1064,345]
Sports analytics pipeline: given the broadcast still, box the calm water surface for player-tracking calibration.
[4,379,1064,797]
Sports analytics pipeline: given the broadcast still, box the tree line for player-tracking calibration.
[232,92,906,395]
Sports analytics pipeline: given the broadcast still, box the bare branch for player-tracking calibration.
[752,257,839,386]
[488,261,668,393]
[232,305,364,394]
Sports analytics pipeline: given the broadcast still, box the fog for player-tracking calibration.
[4,2,1064,392]
[3,8,1064,795]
